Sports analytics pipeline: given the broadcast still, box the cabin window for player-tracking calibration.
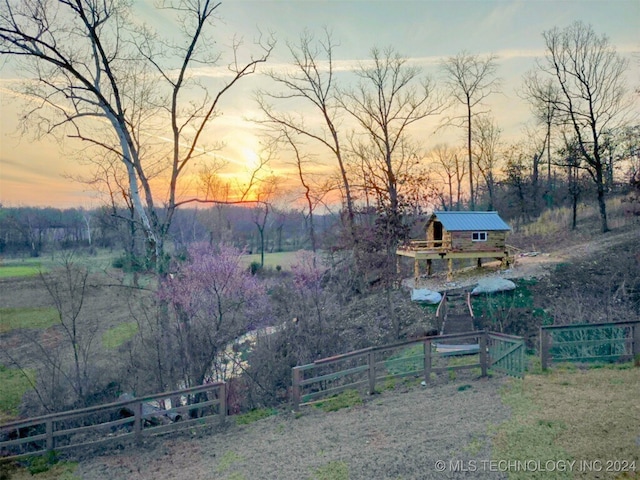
[472,231,487,242]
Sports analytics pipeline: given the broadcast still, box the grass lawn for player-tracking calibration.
[102,321,138,349]
[494,364,640,479]
[0,307,59,334]
[240,251,304,270]
[0,249,118,275]
[0,364,35,422]
[0,264,43,278]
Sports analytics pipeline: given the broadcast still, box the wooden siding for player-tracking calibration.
[450,231,506,252]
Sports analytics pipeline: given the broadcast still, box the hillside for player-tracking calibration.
[2,216,639,480]
[30,365,633,480]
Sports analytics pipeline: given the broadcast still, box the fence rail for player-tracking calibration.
[291,330,525,409]
[0,382,226,460]
[540,320,640,370]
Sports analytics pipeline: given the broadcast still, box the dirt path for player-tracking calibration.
[75,378,509,480]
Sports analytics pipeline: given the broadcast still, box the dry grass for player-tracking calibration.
[529,367,639,477]
[495,365,640,479]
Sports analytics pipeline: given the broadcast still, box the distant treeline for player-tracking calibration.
[0,205,337,257]
[1,167,637,259]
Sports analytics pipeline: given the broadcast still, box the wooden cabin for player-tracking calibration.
[397,211,512,282]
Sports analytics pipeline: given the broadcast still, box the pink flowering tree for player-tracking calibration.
[159,243,270,387]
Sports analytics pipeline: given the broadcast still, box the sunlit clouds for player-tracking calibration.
[1,0,638,208]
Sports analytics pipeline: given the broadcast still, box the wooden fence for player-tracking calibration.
[291,330,525,410]
[0,382,225,460]
[540,320,640,369]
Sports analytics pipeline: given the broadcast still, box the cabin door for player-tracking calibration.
[434,221,443,248]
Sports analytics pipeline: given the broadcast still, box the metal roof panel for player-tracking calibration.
[433,211,511,231]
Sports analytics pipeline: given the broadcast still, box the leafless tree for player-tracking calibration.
[522,76,561,202]
[257,29,355,236]
[441,52,500,209]
[429,143,467,210]
[251,175,280,267]
[341,46,443,252]
[528,21,632,232]
[472,114,502,210]
[278,129,327,255]
[0,255,100,412]
[0,0,275,270]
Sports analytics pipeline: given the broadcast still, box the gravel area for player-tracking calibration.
[75,377,510,480]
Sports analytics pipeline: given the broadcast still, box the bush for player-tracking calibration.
[249,261,262,275]
[26,451,58,475]
[111,254,144,272]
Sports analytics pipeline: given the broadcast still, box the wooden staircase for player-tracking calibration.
[437,290,475,338]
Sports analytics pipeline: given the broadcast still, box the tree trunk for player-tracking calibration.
[596,165,609,233]
[467,101,474,209]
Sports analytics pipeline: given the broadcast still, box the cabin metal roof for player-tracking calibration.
[431,211,511,231]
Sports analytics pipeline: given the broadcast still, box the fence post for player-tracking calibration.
[633,323,640,359]
[423,339,432,384]
[133,401,142,446]
[291,367,301,411]
[45,419,53,452]
[368,351,376,395]
[479,333,488,377]
[540,327,550,370]
[219,383,227,419]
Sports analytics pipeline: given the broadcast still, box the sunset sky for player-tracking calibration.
[0,0,638,208]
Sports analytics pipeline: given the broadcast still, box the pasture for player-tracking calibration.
[240,250,307,270]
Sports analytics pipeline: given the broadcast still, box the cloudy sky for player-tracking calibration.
[1,0,638,207]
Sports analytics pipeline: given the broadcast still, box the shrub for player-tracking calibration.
[26,451,58,475]
[249,261,262,275]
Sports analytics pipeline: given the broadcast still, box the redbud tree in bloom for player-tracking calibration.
[159,243,270,386]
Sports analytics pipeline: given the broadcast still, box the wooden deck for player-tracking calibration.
[397,240,512,281]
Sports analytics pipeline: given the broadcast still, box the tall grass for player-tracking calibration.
[513,197,635,238]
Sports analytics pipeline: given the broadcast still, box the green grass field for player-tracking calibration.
[0,307,59,334]
[240,250,308,270]
[0,249,119,276]
[0,264,44,278]
[0,365,35,421]
[102,322,138,350]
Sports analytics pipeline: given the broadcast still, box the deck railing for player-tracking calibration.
[400,239,452,251]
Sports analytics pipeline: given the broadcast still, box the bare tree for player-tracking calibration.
[472,114,502,210]
[522,76,561,206]
[441,52,500,209]
[0,0,274,270]
[278,129,326,255]
[341,46,443,252]
[252,175,280,268]
[257,29,355,236]
[429,143,467,210]
[529,21,632,232]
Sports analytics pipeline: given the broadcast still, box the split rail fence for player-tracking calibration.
[291,330,525,410]
[0,382,225,460]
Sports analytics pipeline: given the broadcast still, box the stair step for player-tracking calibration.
[441,314,475,336]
